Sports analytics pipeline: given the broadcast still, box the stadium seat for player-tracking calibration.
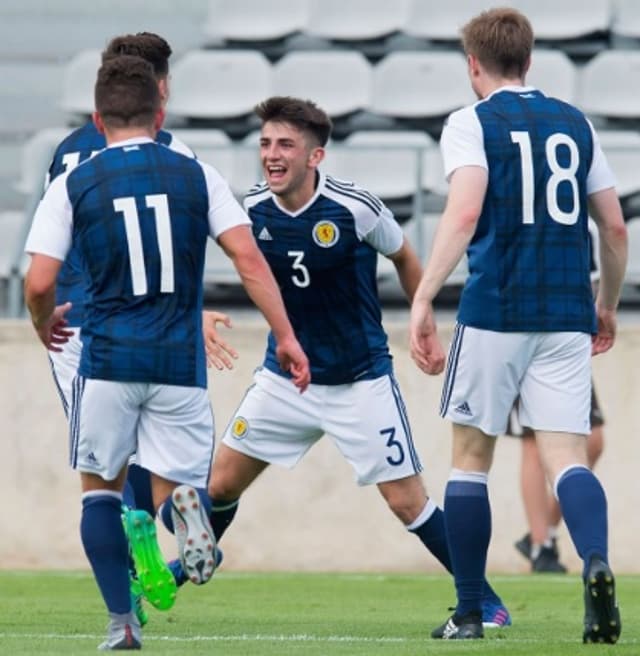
[59,49,101,116]
[527,49,578,104]
[272,51,372,118]
[402,0,496,41]
[170,128,237,189]
[0,61,67,134]
[233,130,264,197]
[15,127,73,195]
[597,130,640,199]
[611,0,640,45]
[0,211,28,279]
[303,0,411,42]
[204,0,309,43]
[579,51,640,121]
[323,130,435,201]
[168,50,272,129]
[514,0,610,41]
[370,51,474,135]
[624,216,640,284]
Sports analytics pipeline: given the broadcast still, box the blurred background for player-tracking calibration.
[2,0,640,315]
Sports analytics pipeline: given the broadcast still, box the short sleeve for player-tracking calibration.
[24,173,73,260]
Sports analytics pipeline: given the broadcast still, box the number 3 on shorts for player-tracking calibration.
[380,427,405,466]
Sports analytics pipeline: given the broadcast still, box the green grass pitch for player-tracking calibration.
[0,571,638,655]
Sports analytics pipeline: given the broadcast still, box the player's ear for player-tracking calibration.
[93,112,105,135]
[154,107,166,132]
[308,146,325,169]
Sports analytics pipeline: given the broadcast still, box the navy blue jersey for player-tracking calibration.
[441,88,615,333]
[245,173,404,385]
[47,122,191,325]
[27,138,250,387]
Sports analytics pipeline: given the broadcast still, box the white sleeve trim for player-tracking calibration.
[440,105,487,181]
[200,161,251,239]
[24,173,72,260]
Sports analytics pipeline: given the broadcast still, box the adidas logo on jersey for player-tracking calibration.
[258,227,273,241]
[454,401,472,416]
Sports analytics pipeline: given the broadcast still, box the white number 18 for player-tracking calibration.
[510,130,580,226]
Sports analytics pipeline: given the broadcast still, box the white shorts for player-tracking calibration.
[440,324,592,436]
[222,368,423,485]
[48,329,82,417]
[70,377,214,486]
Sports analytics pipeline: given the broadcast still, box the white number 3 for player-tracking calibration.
[288,250,310,288]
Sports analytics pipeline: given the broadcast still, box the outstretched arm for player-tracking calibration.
[217,225,310,391]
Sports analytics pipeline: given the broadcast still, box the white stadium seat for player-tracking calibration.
[323,130,435,200]
[0,211,28,279]
[59,49,101,115]
[579,51,640,120]
[403,0,500,40]
[611,0,640,40]
[512,0,610,41]
[624,217,640,284]
[170,128,236,187]
[527,49,578,104]
[304,0,411,41]
[204,0,309,42]
[15,127,73,195]
[597,130,640,198]
[273,51,372,117]
[371,51,475,119]
[169,50,272,120]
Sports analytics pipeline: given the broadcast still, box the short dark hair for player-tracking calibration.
[462,8,533,79]
[95,55,161,129]
[254,96,332,146]
[102,32,172,77]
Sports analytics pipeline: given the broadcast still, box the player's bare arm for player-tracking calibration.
[588,188,628,356]
[202,310,238,370]
[25,254,73,351]
[410,166,486,374]
[387,238,423,301]
[217,224,310,391]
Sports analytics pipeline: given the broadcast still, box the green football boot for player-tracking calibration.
[122,507,177,611]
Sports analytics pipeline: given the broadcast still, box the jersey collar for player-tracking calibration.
[106,136,156,149]
[271,170,326,218]
[484,85,537,100]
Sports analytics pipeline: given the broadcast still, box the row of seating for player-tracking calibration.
[60,47,640,139]
[203,0,633,48]
[6,209,640,296]
[16,126,640,214]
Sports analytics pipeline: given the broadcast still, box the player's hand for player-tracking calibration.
[409,299,446,375]
[275,336,310,393]
[34,302,73,352]
[202,310,238,370]
[592,306,617,355]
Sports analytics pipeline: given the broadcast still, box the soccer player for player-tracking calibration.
[512,224,606,574]
[44,33,237,624]
[46,32,237,519]
[205,95,511,628]
[409,8,627,642]
[24,56,309,650]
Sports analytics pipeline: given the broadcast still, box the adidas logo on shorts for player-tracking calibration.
[454,401,472,416]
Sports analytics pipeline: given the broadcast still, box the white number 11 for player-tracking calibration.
[113,194,175,296]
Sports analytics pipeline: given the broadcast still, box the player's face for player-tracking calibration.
[260,121,323,206]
